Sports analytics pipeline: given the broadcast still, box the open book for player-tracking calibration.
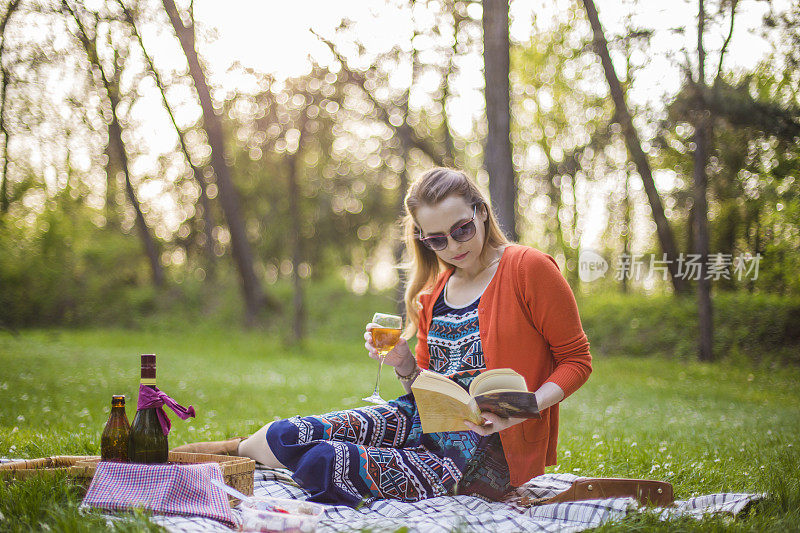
[411,368,540,433]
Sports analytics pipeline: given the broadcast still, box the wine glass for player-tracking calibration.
[363,313,403,405]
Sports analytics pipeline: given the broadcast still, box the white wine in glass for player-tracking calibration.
[363,313,403,405]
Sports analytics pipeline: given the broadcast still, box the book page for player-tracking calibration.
[413,389,483,433]
[469,368,528,397]
[411,370,472,404]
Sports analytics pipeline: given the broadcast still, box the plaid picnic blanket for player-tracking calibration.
[148,468,767,532]
[0,458,766,531]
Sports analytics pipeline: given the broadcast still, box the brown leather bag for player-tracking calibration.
[522,478,675,507]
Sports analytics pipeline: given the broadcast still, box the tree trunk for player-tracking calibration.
[161,0,276,324]
[620,172,632,293]
[287,139,305,342]
[440,0,468,168]
[121,2,217,281]
[103,141,120,226]
[395,121,411,318]
[394,9,418,316]
[108,112,165,287]
[0,0,21,215]
[694,0,714,361]
[581,0,689,295]
[482,0,517,240]
[65,2,164,287]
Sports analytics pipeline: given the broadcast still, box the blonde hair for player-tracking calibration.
[402,167,511,336]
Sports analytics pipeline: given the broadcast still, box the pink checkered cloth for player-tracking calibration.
[82,461,236,527]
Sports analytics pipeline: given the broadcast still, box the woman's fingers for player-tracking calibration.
[464,419,491,435]
[464,412,505,435]
[481,412,502,426]
[364,322,380,348]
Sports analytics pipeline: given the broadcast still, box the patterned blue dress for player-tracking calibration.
[265,288,511,506]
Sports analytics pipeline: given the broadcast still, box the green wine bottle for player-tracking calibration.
[101,395,130,461]
[128,354,169,463]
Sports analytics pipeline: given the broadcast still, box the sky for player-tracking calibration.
[191,0,776,128]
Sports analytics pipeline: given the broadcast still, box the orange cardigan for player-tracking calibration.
[414,244,592,486]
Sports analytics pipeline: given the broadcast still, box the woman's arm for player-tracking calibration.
[466,250,588,437]
[521,249,592,399]
[464,381,564,436]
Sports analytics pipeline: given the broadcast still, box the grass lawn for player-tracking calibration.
[1,293,799,531]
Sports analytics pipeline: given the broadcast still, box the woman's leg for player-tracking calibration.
[237,422,286,468]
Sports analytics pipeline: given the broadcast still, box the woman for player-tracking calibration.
[174,167,592,505]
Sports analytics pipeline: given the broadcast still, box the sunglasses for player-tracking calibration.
[416,205,478,251]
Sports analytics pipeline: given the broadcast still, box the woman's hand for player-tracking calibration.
[364,322,416,375]
[463,412,525,436]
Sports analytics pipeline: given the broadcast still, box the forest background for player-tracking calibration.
[0,0,798,359]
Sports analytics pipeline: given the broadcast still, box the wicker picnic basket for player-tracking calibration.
[72,452,255,499]
[2,452,254,502]
[0,455,101,481]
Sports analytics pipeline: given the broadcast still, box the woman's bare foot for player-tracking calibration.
[237,422,286,468]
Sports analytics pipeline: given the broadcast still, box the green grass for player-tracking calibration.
[1,287,799,531]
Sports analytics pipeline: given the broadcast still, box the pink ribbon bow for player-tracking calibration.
[137,384,196,435]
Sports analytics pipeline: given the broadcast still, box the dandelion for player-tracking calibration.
[16,415,24,422]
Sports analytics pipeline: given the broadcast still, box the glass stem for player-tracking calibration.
[371,353,385,396]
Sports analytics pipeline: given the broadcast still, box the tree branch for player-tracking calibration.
[715,0,738,82]
[311,29,446,167]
